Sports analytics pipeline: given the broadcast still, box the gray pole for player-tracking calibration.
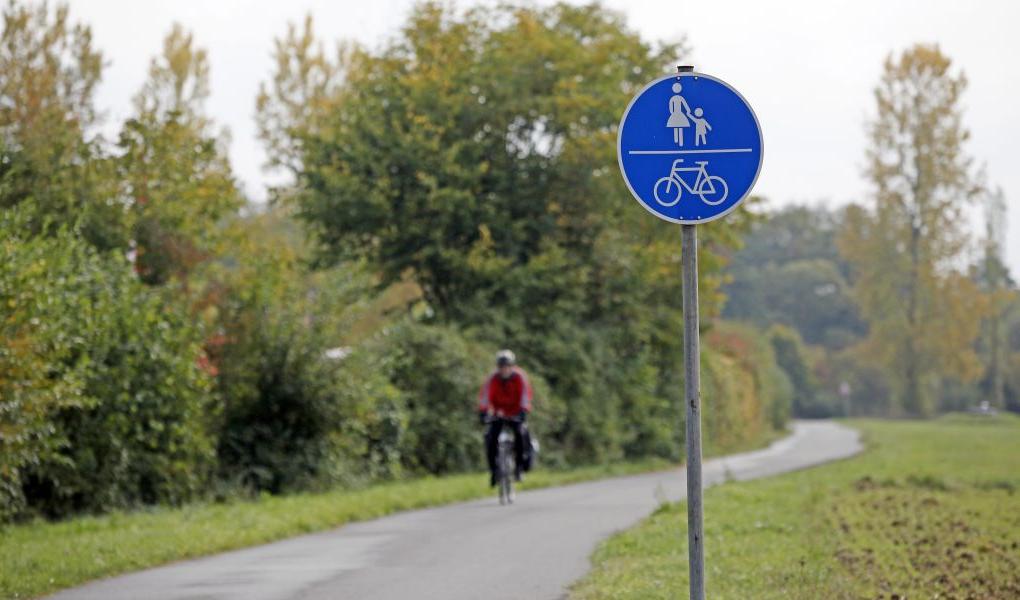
[681,223,705,600]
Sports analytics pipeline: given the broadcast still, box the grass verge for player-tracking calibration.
[571,415,1020,599]
[1,459,674,599]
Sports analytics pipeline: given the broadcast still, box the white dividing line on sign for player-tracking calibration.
[627,148,753,155]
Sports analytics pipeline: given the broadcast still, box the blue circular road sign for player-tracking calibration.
[617,72,763,224]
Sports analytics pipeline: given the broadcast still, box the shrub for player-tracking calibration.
[365,322,494,475]
[1,207,215,520]
[704,322,792,451]
[768,324,839,418]
[24,285,214,516]
[210,254,364,494]
[214,309,347,494]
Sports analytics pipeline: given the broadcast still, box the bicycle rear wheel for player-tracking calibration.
[697,175,728,206]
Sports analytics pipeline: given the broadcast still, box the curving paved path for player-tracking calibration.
[48,420,861,600]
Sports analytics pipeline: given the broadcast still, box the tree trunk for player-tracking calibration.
[904,220,923,416]
[989,301,1005,409]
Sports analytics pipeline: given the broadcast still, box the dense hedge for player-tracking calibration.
[1,238,791,522]
[703,322,792,452]
[1,208,214,520]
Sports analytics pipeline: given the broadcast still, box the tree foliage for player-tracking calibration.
[255,14,345,176]
[291,2,707,314]
[280,2,768,464]
[838,44,987,416]
[118,24,241,285]
[0,0,124,249]
[976,187,1014,409]
[134,23,210,123]
[767,325,829,418]
[724,205,865,349]
[209,209,382,493]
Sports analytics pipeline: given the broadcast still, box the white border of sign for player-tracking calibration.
[616,71,765,225]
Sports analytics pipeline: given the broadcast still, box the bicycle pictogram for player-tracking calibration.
[652,159,729,207]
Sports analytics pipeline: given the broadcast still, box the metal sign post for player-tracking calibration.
[681,222,705,600]
[616,64,763,600]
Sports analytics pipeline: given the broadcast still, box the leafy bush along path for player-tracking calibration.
[1,461,672,600]
[571,415,1020,600]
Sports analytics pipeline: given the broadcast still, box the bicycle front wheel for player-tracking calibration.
[697,175,728,206]
[499,447,514,505]
[653,177,682,207]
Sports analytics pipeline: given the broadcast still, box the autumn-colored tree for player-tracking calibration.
[255,14,346,178]
[978,187,1014,409]
[838,44,986,416]
[117,24,242,285]
[0,0,124,249]
[0,2,100,130]
[134,23,211,126]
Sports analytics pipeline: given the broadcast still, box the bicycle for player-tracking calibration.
[497,424,516,505]
[485,415,524,505]
[653,159,729,207]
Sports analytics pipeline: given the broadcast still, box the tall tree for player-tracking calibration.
[134,23,211,126]
[288,2,730,318]
[978,186,1013,409]
[838,44,986,416]
[0,0,124,249]
[117,23,241,285]
[285,2,757,460]
[255,14,345,178]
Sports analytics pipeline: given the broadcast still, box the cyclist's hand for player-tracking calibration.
[517,411,528,423]
[478,411,488,426]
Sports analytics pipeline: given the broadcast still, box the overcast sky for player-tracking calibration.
[70,0,1020,276]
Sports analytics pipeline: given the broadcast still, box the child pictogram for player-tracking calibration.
[690,108,711,146]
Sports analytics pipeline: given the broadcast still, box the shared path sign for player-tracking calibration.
[616,67,762,600]
[617,71,763,224]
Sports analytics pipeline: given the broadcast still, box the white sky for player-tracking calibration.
[70,0,1020,277]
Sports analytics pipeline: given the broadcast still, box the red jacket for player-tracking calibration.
[478,367,533,417]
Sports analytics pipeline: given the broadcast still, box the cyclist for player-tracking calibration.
[478,350,533,487]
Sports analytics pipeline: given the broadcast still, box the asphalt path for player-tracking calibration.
[48,420,861,600]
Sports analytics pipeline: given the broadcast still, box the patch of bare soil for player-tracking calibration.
[831,477,1020,599]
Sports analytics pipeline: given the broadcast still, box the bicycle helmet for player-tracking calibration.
[495,349,516,367]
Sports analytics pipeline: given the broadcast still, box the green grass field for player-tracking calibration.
[572,415,1020,599]
[0,459,677,600]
